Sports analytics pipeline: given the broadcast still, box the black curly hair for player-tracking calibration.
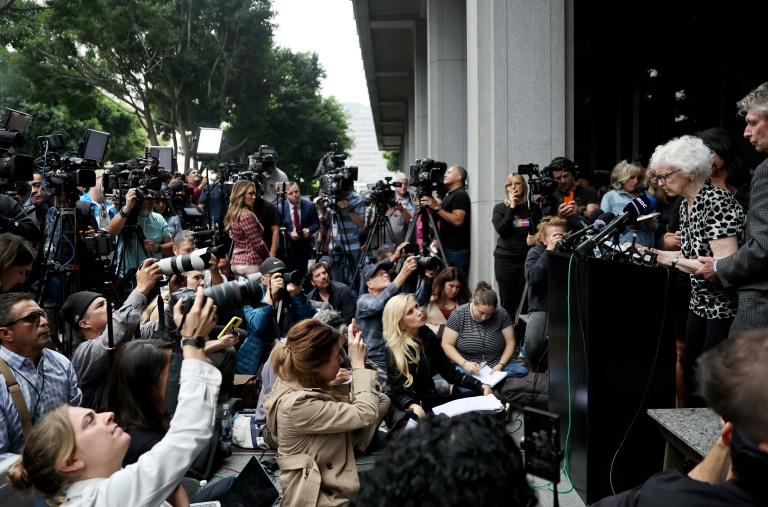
[351,412,537,507]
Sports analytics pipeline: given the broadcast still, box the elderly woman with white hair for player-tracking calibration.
[644,135,745,406]
[600,159,657,247]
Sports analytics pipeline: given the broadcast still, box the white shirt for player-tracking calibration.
[60,360,221,507]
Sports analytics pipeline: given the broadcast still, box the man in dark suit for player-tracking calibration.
[697,81,768,335]
[279,181,320,277]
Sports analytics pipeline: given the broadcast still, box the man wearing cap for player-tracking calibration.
[64,258,164,409]
[356,244,433,383]
[236,257,316,375]
[0,292,82,459]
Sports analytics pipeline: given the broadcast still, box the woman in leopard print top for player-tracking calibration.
[644,135,745,407]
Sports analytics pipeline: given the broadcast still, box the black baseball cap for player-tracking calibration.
[363,259,390,283]
[259,257,286,275]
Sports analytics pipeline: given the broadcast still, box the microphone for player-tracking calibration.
[574,195,657,258]
[556,212,614,251]
[566,215,590,231]
[587,208,604,224]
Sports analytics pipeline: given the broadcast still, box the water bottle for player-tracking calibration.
[220,404,232,441]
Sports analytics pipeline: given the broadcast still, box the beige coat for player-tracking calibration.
[263,368,381,507]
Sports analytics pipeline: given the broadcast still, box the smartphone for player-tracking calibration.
[522,407,561,482]
[562,191,573,204]
[217,316,242,340]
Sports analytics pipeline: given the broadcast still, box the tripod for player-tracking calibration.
[404,204,448,267]
[315,199,360,288]
[34,190,90,357]
[355,202,398,273]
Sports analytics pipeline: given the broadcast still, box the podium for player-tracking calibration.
[547,253,676,504]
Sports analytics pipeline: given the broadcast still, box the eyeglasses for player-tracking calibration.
[654,169,681,185]
[1,310,47,328]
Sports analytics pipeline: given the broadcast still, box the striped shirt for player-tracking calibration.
[1,347,82,460]
[445,303,513,367]
[330,191,365,251]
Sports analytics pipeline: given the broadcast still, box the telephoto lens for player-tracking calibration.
[157,248,214,276]
[413,255,442,271]
[170,273,266,315]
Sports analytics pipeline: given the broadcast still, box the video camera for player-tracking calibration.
[409,158,447,198]
[248,145,278,176]
[517,163,559,217]
[369,176,401,210]
[317,142,358,204]
[33,133,99,202]
[105,148,164,206]
[0,108,35,195]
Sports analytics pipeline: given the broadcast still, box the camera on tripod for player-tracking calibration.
[34,134,99,197]
[106,148,165,205]
[317,142,358,205]
[248,145,278,176]
[84,230,116,257]
[369,177,401,210]
[517,163,560,217]
[409,158,447,198]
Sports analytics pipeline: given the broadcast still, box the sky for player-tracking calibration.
[272,0,370,105]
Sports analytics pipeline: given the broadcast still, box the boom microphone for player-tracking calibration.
[574,195,657,258]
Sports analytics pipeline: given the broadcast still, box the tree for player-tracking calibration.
[2,0,274,170]
[382,151,400,173]
[0,48,147,163]
[0,0,71,16]
[257,47,353,193]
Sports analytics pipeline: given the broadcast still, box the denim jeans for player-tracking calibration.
[453,361,529,392]
[444,247,470,275]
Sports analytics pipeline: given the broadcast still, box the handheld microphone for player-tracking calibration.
[587,208,604,224]
[574,195,657,258]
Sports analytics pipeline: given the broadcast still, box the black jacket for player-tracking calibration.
[307,280,356,323]
[0,194,40,245]
[385,326,482,410]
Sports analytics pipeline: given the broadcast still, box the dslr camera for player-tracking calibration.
[169,273,266,315]
[409,158,447,198]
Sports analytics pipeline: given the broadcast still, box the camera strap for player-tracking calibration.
[0,358,33,439]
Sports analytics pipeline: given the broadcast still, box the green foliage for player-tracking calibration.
[1,0,351,190]
[383,150,400,173]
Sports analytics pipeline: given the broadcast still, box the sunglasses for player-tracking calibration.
[1,310,48,328]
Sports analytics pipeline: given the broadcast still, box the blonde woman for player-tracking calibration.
[384,294,492,426]
[600,160,657,247]
[225,180,270,276]
[523,217,567,373]
[492,173,534,318]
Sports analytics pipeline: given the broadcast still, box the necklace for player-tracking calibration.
[470,303,488,366]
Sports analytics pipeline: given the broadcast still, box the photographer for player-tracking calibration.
[108,188,173,277]
[171,230,224,287]
[185,168,205,204]
[549,157,599,219]
[420,165,471,275]
[356,245,433,383]
[306,261,356,323]
[63,258,166,409]
[198,165,229,231]
[236,257,316,375]
[259,153,289,205]
[329,187,367,287]
[0,195,39,244]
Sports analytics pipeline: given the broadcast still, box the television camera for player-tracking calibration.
[517,163,559,218]
[317,142,358,206]
[409,158,447,198]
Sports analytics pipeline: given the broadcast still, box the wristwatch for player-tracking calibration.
[119,208,129,218]
[670,257,680,269]
[181,336,205,348]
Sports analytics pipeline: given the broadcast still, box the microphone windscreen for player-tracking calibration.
[597,212,616,223]
[622,194,656,218]
[566,215,584,230]
[588,208,604,223]
[593,219,607,230]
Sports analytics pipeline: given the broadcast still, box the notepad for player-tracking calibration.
[432,394,504,417]
[471,365,507,387]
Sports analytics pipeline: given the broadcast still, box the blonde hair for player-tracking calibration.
[503,173,528,206]
[609,160,645,190]
[224,180,259,232]
[534,217,567,246]
[6,404,74,505]
[382,295,422,389]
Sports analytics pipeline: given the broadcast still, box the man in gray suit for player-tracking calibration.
[697,82,768,335]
